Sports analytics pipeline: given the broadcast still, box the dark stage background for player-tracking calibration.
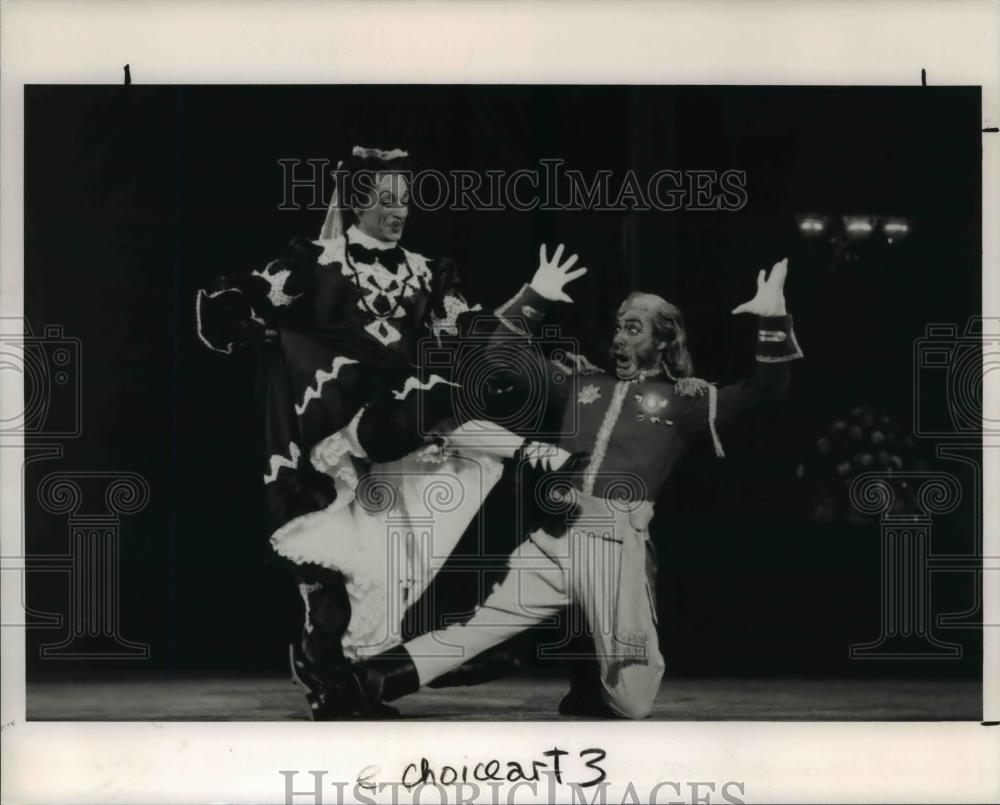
[23,85,982,679]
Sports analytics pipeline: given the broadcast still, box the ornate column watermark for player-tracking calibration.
[35,471,151,659]
[849,471,963,659]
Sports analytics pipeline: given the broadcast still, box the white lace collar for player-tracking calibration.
[346,225,401,251]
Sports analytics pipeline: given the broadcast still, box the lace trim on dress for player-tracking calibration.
[310,407,367,486]
[314,232,435,347]
[251,260,303,308]
[264,442,301,485]
[431,293,482,338]
[296,356,360,416]
[390,374,461,401]
[315,236,346,267]
[195,287,242,355]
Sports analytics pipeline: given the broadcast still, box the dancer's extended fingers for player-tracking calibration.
[770,258,789,287]
[560,253,579,271]
[539,244,548,266]
[552,243,565,264]
[564,267,588,283]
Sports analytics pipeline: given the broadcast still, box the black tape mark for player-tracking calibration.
[921,68,926,86]
[124,64,131,86]
[981,721,998,727]
[984,127,999,133]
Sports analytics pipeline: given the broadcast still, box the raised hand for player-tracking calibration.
[530,243,588,303]
[731,258,789,317]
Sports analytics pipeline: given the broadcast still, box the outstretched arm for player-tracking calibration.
[492,243,588,338]
[479,244,591,409]
[357,248,588,461]
[679,259,803,454]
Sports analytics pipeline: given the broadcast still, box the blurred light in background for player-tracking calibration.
[882,217,910,243]
[843,215,876,238]
[796,213,828,237]
[795,213,915,252]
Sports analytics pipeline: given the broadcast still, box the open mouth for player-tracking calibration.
[613,353,633,373]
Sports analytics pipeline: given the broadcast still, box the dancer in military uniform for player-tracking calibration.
[312,247,803,719]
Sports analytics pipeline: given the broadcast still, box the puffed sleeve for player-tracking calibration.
[426,257,483,338]
[195,237,322,354]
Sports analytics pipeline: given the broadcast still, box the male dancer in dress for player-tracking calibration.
[195,147,586,717]
[311,248,803,718]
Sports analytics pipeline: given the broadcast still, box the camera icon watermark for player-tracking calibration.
[0,319,81,438]
[913,317,999,440]
[416,315,580,444]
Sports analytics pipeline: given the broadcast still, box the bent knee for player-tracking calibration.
[601,662,664,720]
[602,686,656,720]
[603,692,654,720]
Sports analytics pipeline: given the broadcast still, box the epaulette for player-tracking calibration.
[675,376,713,397]
[674,376,726,458]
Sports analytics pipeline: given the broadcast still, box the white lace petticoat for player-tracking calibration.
[270,426,503,660]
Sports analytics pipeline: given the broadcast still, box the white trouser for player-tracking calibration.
[403,494,665,719]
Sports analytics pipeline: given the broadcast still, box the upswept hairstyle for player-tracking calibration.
[617,292,694,378]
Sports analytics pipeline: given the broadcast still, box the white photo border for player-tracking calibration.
[2,1,998,803]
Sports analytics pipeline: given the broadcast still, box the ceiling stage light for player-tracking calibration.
[843,215,876,239]
[882,218,910,243]
[796,213,828,237]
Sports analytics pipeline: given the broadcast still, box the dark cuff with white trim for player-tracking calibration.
[195,286,263,355]
[495,283,554,335]
[756,314,804,363]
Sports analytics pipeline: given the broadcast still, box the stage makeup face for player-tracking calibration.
[353,171,409,242]
[611,295,668,380]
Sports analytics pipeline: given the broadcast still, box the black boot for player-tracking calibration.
[290,573,384,720]
[296,574,350,672]
[557,679,617,718]
[429,648,522,688]
[558,641,613,718]
[289,642,351,720]
[558,659,617,718]
[311,648,421,719]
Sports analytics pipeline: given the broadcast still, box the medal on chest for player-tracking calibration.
[633,389,673,425]
[577,383,602,405]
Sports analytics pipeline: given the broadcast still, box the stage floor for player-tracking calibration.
[26,674,982,721]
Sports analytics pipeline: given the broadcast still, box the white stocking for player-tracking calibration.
[445,421,571,470]
[444,420,525,458]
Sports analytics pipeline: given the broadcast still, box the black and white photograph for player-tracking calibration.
[2,2,998,804]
